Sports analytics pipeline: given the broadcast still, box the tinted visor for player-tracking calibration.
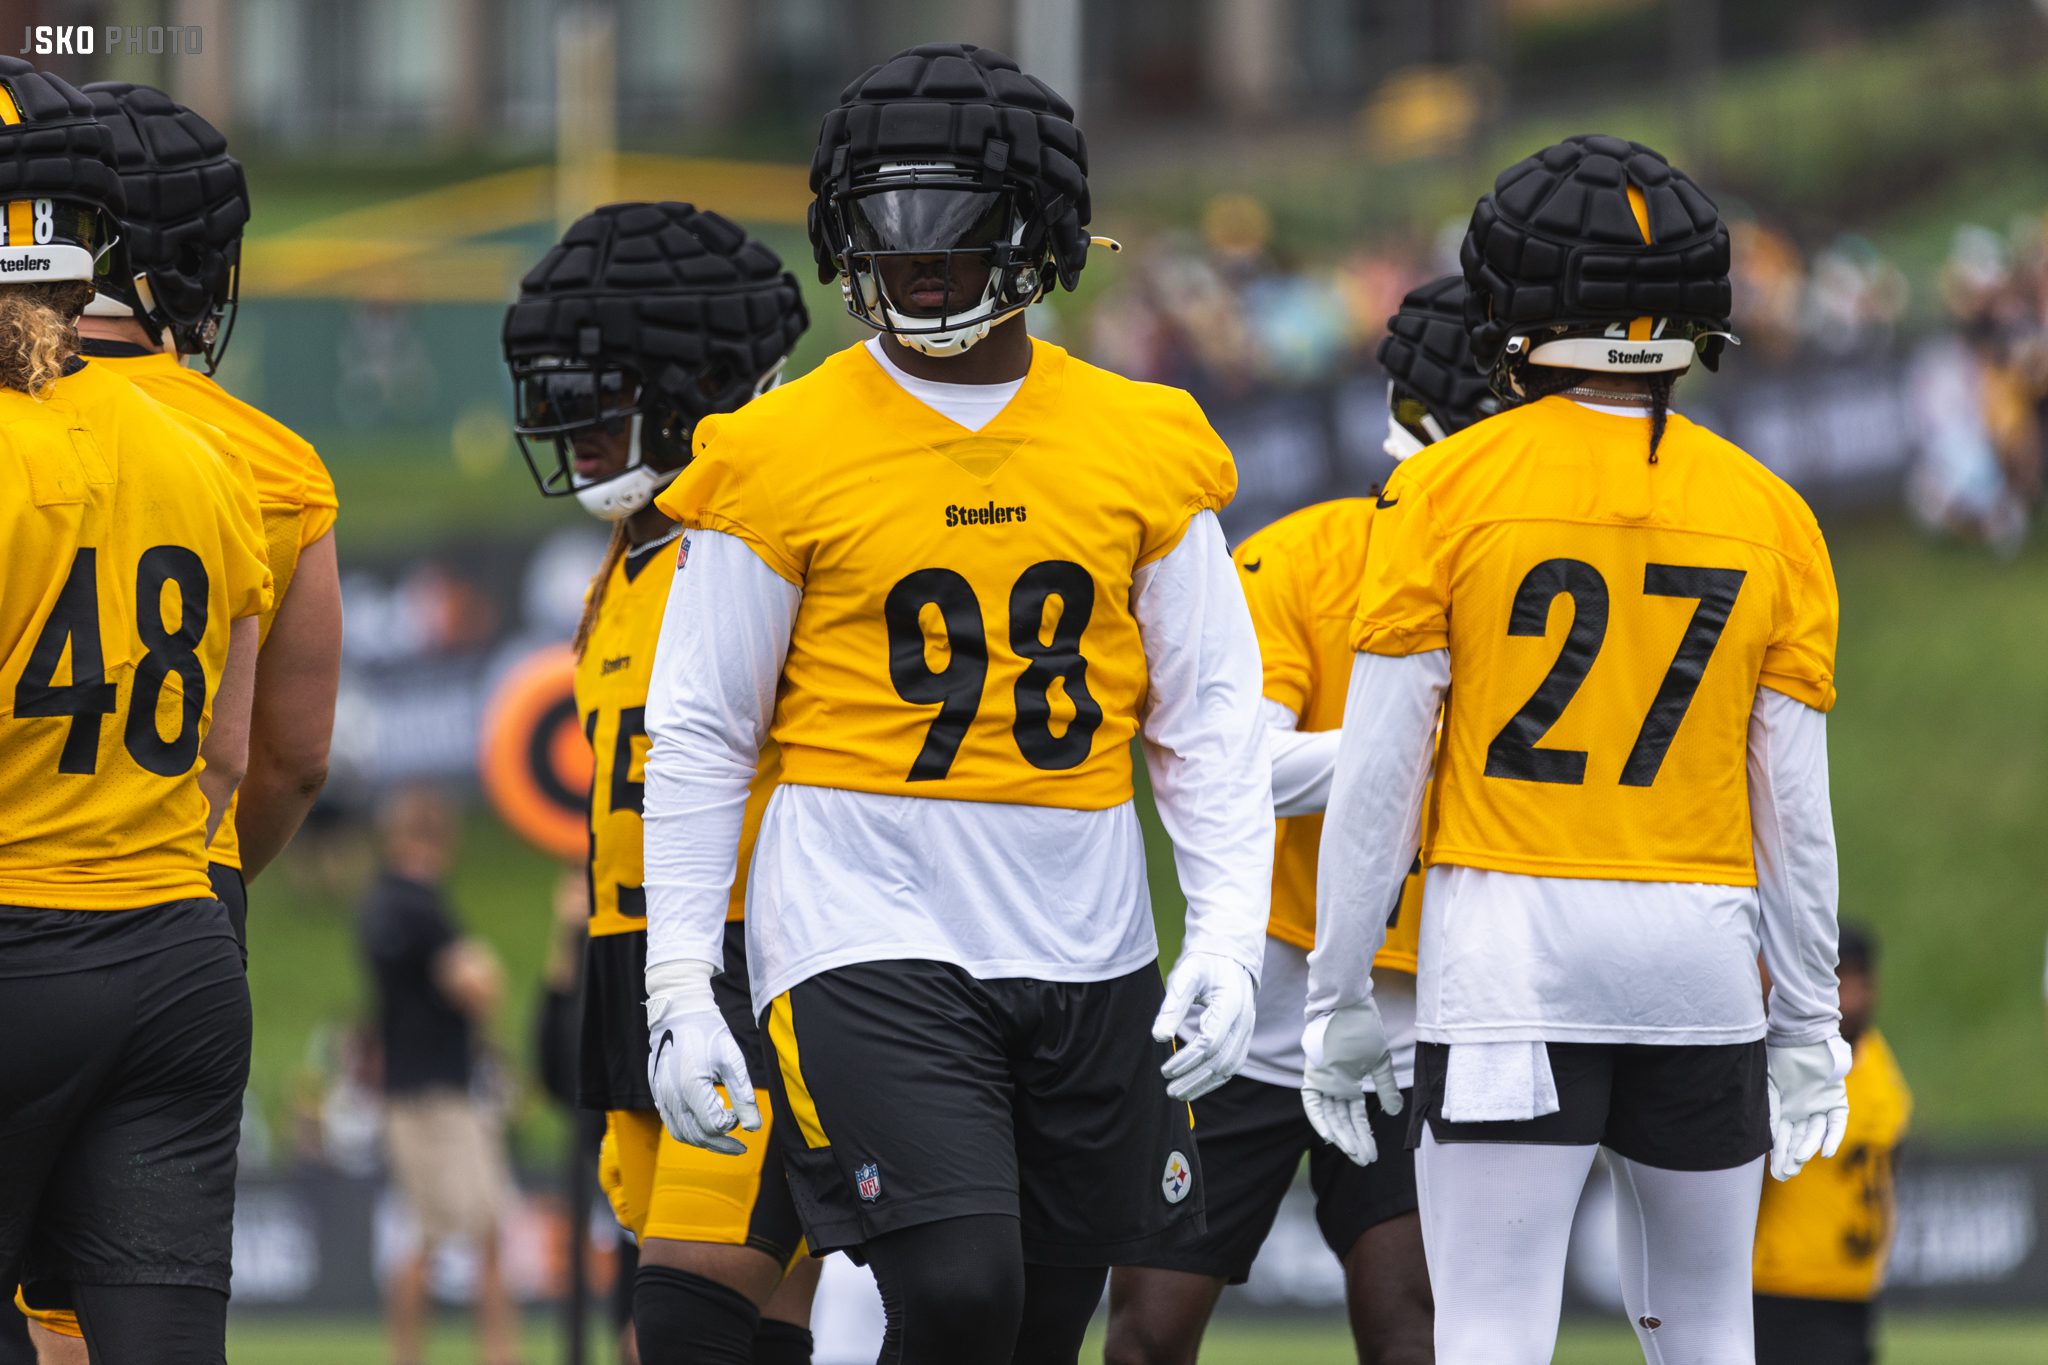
[847,185,1012,256]
[513,367,636,437]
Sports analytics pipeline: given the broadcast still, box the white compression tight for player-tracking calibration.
[1416,1131,1766,1365]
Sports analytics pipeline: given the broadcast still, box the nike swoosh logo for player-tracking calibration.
[1242,559,1262,573]
[1375,492,1400,509]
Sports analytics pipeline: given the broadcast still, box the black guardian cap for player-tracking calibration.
[1376,274,1503,459]
[502,201,808,520]
[82,82,248,371]
[0,57,123,286]
[1461,134,1732,397]
[809,43,1091,356]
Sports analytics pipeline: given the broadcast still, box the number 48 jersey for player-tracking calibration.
[658,338,1235,810]
[1353,395,1838,886]
[0,363,272,909]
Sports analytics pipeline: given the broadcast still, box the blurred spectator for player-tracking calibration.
[1753,924,1912,1365]
[1908,223,2046,556]
[359,785,520,1365]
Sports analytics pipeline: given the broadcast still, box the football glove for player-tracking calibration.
[1301,1000,1403,1167]
[1766,1036,1852,1181]
[1153,951,1257,1102]
[645,959,759,1156]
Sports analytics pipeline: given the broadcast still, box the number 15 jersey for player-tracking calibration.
[1353,395,1838,886]
[659,338,1235,810]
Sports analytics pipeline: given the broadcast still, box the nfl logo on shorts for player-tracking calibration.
[856,1162,882,1202]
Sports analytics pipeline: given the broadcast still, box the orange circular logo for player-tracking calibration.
[478,643,591,860]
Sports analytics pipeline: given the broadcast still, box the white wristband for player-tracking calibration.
[645,957,717,1028]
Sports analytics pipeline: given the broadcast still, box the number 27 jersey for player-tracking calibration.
[657,339,1236,810]
[1353,396,1838,886]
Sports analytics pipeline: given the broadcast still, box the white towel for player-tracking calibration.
[1441,1041,1561,1123]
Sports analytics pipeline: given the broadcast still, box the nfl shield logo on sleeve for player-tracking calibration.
[856,1162,882,1202]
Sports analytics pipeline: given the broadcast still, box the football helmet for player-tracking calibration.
[1461,135,1733,399]
[82,82,248,372]
[1376,274,1503,460]
[809,43,1090,356]
[501,201,807,521]
[0,57,123,287]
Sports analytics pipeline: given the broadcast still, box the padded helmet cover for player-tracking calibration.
[82,82,246,348]
[502,201,808,424]
[1376,274,1498,435]
[1461,134,1729,371]
[808,43,1091,292]
[0,57,124,228]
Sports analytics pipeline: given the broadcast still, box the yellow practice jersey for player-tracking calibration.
[658,338,1235,810]
[574,539,779,938]
[90,350,340,871]
[0,362,272,909]
[1754,1029,1913,1301]
[1352,395,1838,884]
[1234,498,1421,972]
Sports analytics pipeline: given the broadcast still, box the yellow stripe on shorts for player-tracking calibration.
[767,992,831,1149]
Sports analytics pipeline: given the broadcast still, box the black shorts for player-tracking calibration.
[208,863,247,961]
[1754,1294,1873,1365]
[1410,1039,1769,1172]
[582,919,765,1111]
[1134,1075,1415,1284]
[759,959,1202,1266]
[0,898,250,1298]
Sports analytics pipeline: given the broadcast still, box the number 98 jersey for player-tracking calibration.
[0,363,273,909]
[1352,396,1837,886]
[657,339,1236,811]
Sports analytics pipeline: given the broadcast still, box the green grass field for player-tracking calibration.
[220,1310,2048,1363]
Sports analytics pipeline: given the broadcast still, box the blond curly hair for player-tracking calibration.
[0,281,92,397]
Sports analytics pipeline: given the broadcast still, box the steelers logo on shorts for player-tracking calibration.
[1161,1150,1192,1204]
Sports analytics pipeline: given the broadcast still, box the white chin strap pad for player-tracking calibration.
[83,291,138,319]
[1382,419,1427,463]
[1525,335,1696,374]
[572,414,678,522]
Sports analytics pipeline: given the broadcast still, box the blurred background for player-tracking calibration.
[15,0,2048,1359]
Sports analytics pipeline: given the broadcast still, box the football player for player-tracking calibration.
[638,44,1273,1365]
[1305,135,1850,1365]
[15,83,339,1364]
[1105,275,1500,1365]
[503,202,813,1365]
[0,56,272,1365]
[1752,923,1911,1365]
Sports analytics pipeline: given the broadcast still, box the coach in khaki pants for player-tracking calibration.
[360,786,521,1365]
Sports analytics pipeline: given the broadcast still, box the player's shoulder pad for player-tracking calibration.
[1663,410,1826,549]
[1236,496,1374,565]
[689,342,862,466]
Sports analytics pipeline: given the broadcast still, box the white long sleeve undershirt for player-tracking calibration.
[1263,699,1342,819]
[641,513,1273,1017]
[1308,649,1842,1046]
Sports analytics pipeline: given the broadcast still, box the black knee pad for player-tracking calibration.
[635,1265,760,1365]
[752,1317,815,1365]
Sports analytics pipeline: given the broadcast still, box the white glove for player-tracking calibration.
[645,959,760,1155]
[1766,1037,1852,1181]
[1300,1001,1403,1167]
[1153,951,1258,1102]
